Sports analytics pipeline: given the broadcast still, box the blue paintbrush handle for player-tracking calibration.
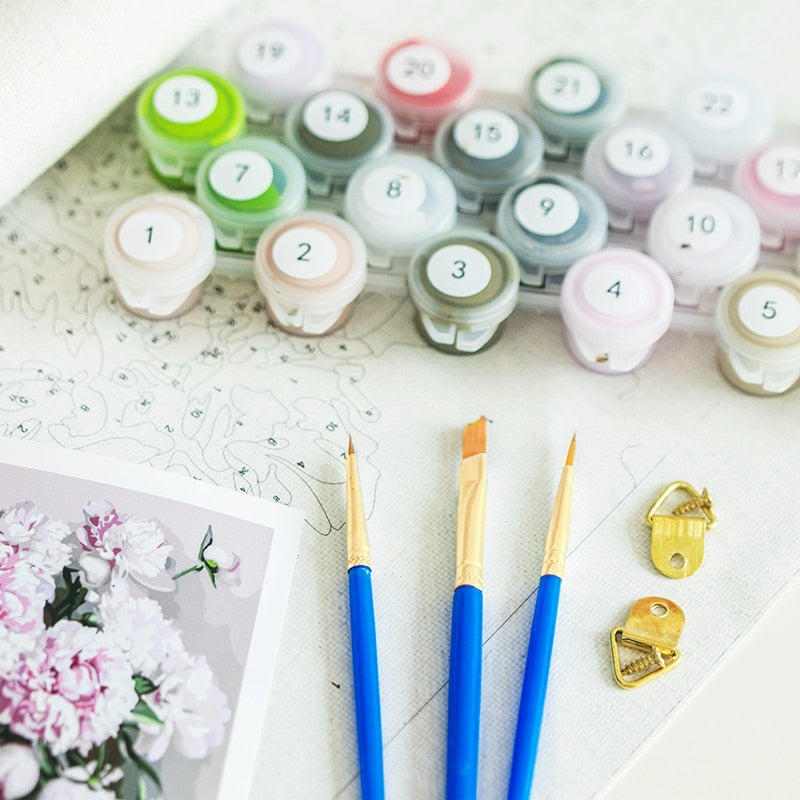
[349,565,385,800]
[507,572,562,800]
[446,583,484,800]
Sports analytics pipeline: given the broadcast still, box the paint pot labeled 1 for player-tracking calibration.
[231,19,333,122]
[583,121,694,230]
[137,69,246,187]
[254,211,367,335]
[733,143,800,250]
[104,193,216,319]
[433,105,545,213]
[195,136,306,250]
[407,230,520,353]
[523,56,626,159]
[559,248,675,373]
[344,153,458,268]
[715,270,800,395]
[647,186,761,310]
[284,88,395,195]
[496,173,608,287]
[376,38,476,142]
[668,69,774,178]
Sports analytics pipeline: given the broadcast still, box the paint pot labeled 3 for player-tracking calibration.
[254,211,367,335]
[408,230,520,353]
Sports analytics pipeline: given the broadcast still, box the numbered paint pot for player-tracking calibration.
[195,136,306,250]
[284,88,395,195]
[231,19,333,122]
[523,56,626,159]
[407,230,520,353]
[647,186,761,309]
[715,270,800,395]
[137,69,246,187]
[253,211,367,335]
[496,173,608,287]
[559,248,675,373]
[103,193,216,318]
[582,121,694,230]
[433,105,545,213]
[344,153,458,268]
[376,38,476,142]
[668,69,774,177]
[733,143,800,250]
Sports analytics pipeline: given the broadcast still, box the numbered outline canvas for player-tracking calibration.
[0,438,303,799]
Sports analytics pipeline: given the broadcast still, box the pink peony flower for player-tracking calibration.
[1,502,72,579]
[0,742,40,800]
[0,547,51,636]
[0,620,137,755]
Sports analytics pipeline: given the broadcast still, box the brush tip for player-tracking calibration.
[348,436,354,456]
[462,416,487,459]
[566,433,576,466]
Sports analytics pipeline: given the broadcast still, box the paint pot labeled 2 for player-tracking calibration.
[254,211,367,335]
[715,270,800,395]
[559,248,675,373]
[104,193,216,318]
[407,230,520,353]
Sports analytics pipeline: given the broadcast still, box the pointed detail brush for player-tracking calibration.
[507,434,576,800]
[446,416,488,800]
[346,437,384,800]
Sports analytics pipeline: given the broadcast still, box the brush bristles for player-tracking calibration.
[462,416,487,459]
[565,434,576,467]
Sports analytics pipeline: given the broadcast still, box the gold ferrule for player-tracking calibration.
[346,452,371,569]
[540,465,573,578]
[454,453,487,589]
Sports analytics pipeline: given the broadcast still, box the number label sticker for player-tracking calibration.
[605,126,671,177]
[688,82,748,130]
[119,210,183,262]
[303,90,369,142]
[386,44,451,95]
[272,226,337,279]
[453,109,520,160]
[513,183,580,236]
[534,61,601,114]
[737,285,800,338]
[755,146,800,197]
[237,27,302,76]
[208,150,274,201]
[426,244,491,297]
[667,200,732,254]
[362,167,427,215]
[153,75,218,124]
[582,262,647,316]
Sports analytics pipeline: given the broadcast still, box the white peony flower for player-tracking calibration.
[0,742,40,800]
[37,777,117,799]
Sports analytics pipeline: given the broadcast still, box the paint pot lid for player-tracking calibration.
[254,211,367,314]
[232,19,333,112]
[524,56,626,144]
[559,247,675,349]
[408,229,520,329]
[497,172,608,272]
[344,153,458,254]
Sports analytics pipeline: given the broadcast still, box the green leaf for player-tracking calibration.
[129,699,163,727]
[133,675,158,696]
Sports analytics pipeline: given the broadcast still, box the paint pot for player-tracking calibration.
[344,153,458,268]
[733,143,800,250]
[136,68,246,187]
[407,230,520,353]
[559,248,675,373]
[433,105,545,213]
[104,193,215,318]
[523,56,625,159]
[582,121,694,230]
[647,186,761,310]
[376,38,476,142]
[668,69,774,177]
[284,88,394,195]
[231,19,333,122]
[253,211,367,335]
[195,136,306,250]
[715,269,800,395]
[496,173,608,287]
